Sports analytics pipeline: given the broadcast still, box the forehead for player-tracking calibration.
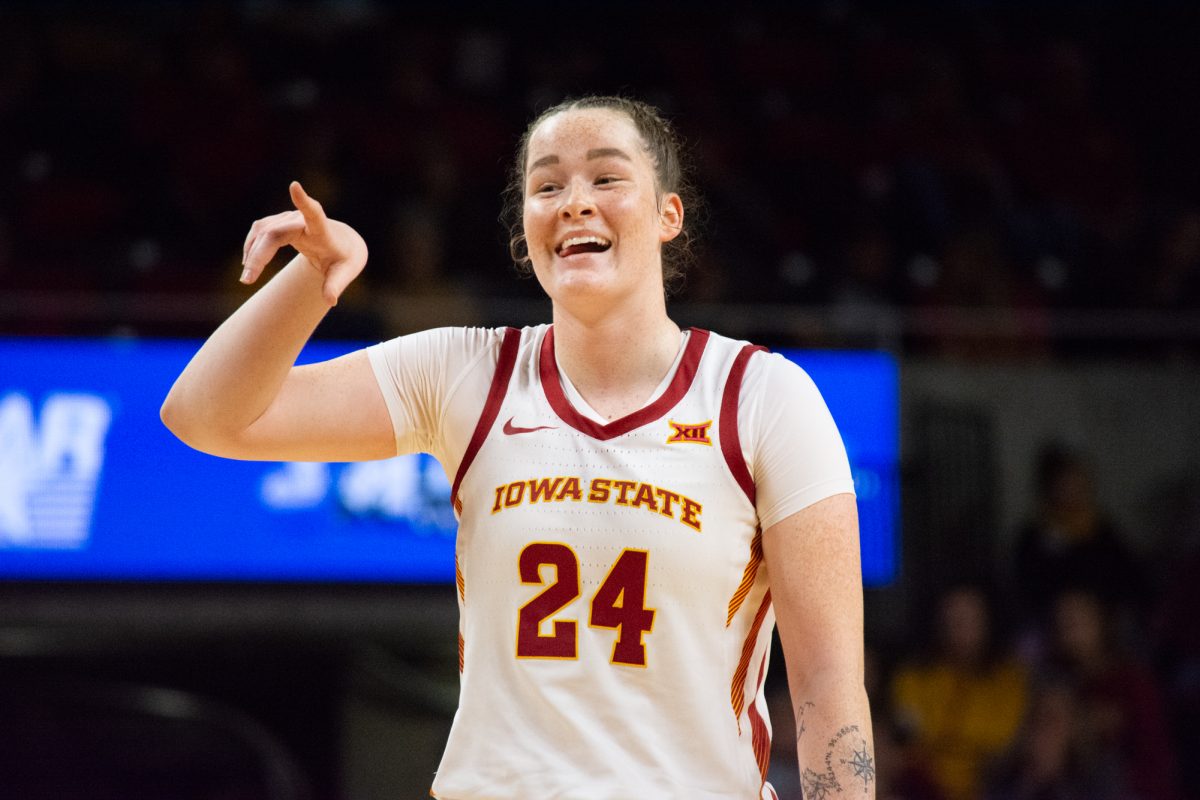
[526,108,648,170]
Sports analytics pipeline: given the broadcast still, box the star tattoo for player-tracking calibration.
[840,741,876,789]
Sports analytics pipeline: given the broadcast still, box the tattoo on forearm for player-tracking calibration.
[800,722,875,796]
[795,700,815,743]
[802,768,840,800]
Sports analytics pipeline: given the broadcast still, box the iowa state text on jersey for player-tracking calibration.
[489,476,702,532]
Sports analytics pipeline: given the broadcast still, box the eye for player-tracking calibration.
[595,175,620,186]
[534,183,560,194]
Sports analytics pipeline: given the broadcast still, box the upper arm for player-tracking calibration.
[739,351,862,683]
[740,351,861,681]
[205,326,500,464]
[222,349,397,462]
[763,493,864,688]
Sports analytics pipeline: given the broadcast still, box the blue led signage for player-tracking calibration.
[1,338,898,585]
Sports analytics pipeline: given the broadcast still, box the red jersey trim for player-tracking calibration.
[731,589,772,733]
[726,528,764,627]
[748,652,772,787]
[539,326,710,441]
[719,344,768,506]
[451,327,522,516]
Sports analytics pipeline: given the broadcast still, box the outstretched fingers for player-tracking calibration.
[238,183,360,299]
[238,182,327,285]
[240,211,306,284]
[243,210,293,265]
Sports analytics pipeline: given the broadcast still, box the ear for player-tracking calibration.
[658,192,684,244]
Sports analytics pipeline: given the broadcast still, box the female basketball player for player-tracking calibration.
[162,96,874,799]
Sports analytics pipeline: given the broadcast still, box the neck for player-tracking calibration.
[551,303,682,420]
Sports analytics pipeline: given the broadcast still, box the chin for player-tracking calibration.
[548,274,611,302]
[538,256,614,294]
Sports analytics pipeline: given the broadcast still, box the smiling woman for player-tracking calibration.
[520,106,684,341]
[502,96,698,293]
[160,95,873,800]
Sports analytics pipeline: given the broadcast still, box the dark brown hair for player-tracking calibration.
[501,95,699,294]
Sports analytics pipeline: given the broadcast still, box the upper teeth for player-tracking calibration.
[560,235,610,251]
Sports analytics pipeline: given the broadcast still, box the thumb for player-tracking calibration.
[322,262,358,307]
[289,181,328,235]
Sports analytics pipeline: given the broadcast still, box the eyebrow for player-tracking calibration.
[527,148,633,173]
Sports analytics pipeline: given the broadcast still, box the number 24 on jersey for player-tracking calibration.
[516,542,656,667]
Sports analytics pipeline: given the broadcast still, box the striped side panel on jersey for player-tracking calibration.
[730,589,773,733]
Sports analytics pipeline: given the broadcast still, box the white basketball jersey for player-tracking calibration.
[431,325,781,800]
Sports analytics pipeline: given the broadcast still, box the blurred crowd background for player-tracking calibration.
[4,0,1200,351]
[2,1,1200,799]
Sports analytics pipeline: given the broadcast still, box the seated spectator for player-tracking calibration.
[1013,444,1147,628]
[1045,588,1179,800]
[984,678,1124,800]
[891,583,1029,800]
[874,708,947,800]
[1154,538,1200,800]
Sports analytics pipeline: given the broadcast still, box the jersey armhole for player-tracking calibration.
[449,326,522,515]
[719,344,769,507]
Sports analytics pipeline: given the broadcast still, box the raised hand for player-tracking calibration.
[240,181,368,306]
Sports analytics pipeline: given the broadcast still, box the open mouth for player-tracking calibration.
[556,235,612,258]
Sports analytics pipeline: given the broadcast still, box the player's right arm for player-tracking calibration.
[160,181,396,463]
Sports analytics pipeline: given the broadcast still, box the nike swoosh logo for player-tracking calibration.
[503,417,558,435]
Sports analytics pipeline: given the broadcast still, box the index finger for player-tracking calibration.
[289,181,329,235]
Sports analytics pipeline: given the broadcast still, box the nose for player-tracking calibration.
[559,179,595,220]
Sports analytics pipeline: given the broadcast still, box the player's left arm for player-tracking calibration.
[763,492,876,798]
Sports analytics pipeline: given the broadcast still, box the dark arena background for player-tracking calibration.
[2,2,1199,798]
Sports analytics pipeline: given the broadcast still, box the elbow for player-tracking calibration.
[160,394,197,447]
[160,393,217,454]
[160,394,252,459]
[789,662,868,702]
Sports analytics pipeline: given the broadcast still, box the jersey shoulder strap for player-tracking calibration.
[450,326,522,515]
[718,341,769,506]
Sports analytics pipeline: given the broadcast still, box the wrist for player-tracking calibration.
[270,253,337,309]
